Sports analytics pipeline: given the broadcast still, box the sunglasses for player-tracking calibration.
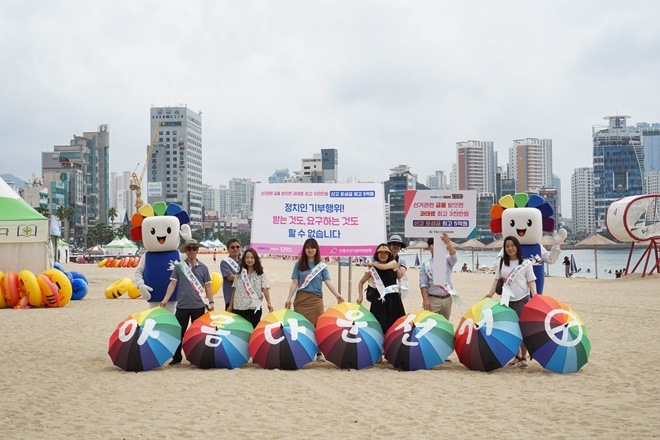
[185,247,199,251]
[229,245,240,249]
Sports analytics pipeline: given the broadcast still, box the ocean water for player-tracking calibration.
[399,245,654,279]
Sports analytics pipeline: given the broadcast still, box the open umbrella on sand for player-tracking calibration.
[574,233,617,279]
[407,240,428,267]
[457,239,485,271]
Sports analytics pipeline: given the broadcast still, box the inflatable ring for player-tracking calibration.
[18,270,42,308]
[69,271,89,284]
[37,274,60,307]
[3,271,20,308]
[43,269,72,307]
[127,283,141,299]
[0,271,9,309]
[98,258,108,268]
[71,278,89,300]
[105,277,132,299]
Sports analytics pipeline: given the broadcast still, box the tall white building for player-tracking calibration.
[426,170,450,190]
[148,106,203,228]
[571,167,595,235]
[110,171,135,222]
[456,140,497,193]
[508,138,553,193]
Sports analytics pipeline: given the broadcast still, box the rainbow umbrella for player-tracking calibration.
[520,295,590,374]
[182,311,252,369]
[248,309,318,370]
[384,310,455,371]
[455,298,522,372]
[108,307,181,372]
[316,302,383,370]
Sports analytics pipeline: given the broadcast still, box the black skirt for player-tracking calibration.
[369,293,406,335]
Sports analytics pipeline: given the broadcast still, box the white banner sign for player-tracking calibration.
[251,183,385,257]
[404,190,477,239]
[147,182,162,197]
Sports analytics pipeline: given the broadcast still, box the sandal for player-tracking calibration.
[518,358,528,368]
[508,355,523,366]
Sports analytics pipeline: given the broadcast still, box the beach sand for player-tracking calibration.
[1,254,659,439]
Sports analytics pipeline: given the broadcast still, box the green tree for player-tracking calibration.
[56,205,76,242]
[34,205,51,217]
[115,224,131,239]
[107,207,118,225]
[192,228,205,242]
[86,223,114,247]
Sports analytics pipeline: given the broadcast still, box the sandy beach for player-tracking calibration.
[1,254,659,439]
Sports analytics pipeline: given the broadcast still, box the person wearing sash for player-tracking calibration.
[485,236,537,368]
[419,234,457,320]
[220,238,241,311]
[160,239,215,366]
[357,243,406,335]
[228,248,273,328]
[387,234,409,293]
[285,238,344,327]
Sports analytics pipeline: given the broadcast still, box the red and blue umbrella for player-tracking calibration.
[316,303,383,370]
[182,311,252,369]
[384,310,455,371]
[520,295,590,374]
[248,309,318,370]
[108,307,181,372]
[455,298,522,372]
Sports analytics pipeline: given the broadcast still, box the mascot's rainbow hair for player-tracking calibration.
[130,202,190,242]
[489,192,555,234]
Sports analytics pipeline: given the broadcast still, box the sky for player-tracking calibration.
[2,0,660,217]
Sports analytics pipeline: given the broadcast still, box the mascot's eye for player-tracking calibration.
[150,228,155,235]
[510,220,515,227]
[527,219,532,227]
[167,227,172,234]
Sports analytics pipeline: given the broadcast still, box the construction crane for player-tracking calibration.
[130,121,162,212]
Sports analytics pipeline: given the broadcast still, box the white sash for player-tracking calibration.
[422,260,461,307]
[171,260,209,308]
[500,258,534,307]
[225,256,240,273]
[292,261,327,302]
[240,268,263,312]
[368,267,399,302]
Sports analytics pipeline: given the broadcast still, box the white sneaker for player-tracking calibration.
[315,352,325,362]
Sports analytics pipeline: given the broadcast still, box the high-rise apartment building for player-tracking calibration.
[508,138,553,193]
[296,148,339,183]
[571,167,595,235]
[110,171,135,224]
[149,106,203,228]
[426,171,450,190]
[456,140,496,193]
[593,116,643,231]
[636,122,660,177]
[384,165,421,238]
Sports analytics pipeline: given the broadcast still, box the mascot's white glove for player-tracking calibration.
[180,224,192,241]
[553,229,568,246]
[139,284,153,301]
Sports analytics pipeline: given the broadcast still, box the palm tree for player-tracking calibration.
[107,207,118,226]
[56,205,76,242]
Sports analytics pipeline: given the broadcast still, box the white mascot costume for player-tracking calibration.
[489,193,567,294]
[132,202,191,313]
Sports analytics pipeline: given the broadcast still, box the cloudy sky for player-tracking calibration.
[3,0,659,216]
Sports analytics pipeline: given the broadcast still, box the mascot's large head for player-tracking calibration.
[130,202,191,252]
[489,193,555,245]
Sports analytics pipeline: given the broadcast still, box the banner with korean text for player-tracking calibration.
[251,183,386,257]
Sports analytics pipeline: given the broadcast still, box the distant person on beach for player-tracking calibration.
[228,248,273,328]
[160,239,214,366]
[586,268,591,273]
[387,234,409,296]
[286,238,344,361]
[419,234,457,320]
[485,236,536,368]
[563,256,571,278]
[220,238,241,310]
[461,263,469,272]
[357,243,406,335]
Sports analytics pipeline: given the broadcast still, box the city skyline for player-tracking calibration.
[3,1,660,218]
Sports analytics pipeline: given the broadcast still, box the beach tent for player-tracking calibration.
[104,236,137,256]
[57,239,71,263]
[0,177,52,273]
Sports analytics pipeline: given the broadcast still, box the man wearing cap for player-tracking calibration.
[161,239,215,365]
[387,234,408,280]
[419,233,457,320]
